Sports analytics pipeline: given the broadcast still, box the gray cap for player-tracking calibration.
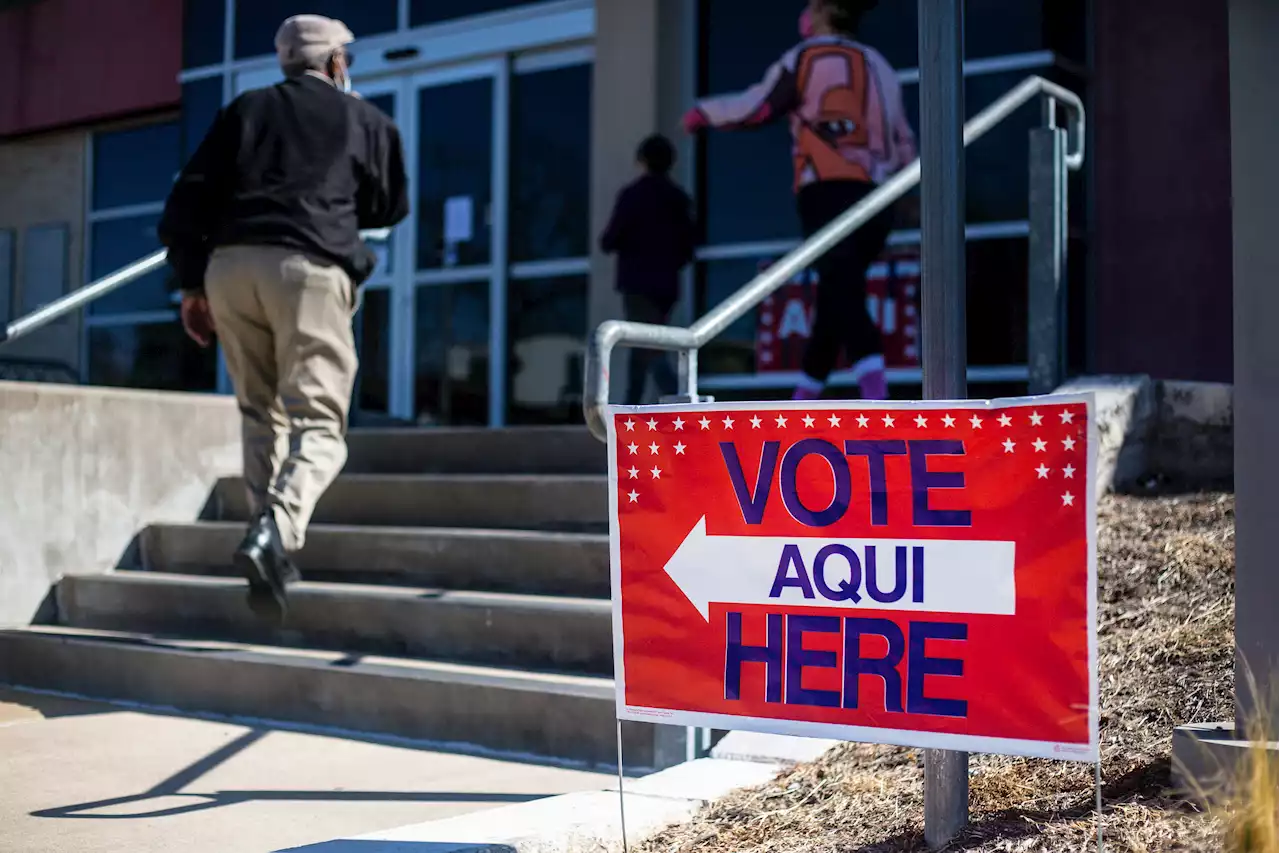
[275,14,354,68]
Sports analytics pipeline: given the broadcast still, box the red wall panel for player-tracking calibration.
[0,0,181,137]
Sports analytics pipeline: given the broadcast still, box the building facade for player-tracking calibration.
[0,0,1236,425]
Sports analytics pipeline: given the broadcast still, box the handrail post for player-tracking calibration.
[1027,117,1069,394]
[919,0,970,847]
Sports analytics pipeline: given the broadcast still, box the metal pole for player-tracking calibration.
[918,0,969,846]
[1027,124,1068,394]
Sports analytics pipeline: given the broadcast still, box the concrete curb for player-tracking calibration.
[277,751,797,853]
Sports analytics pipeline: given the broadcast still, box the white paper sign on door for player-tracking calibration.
[444,196,474,244]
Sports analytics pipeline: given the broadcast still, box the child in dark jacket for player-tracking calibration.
[601,134,697,406]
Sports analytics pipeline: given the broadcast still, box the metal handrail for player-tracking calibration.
[583,75,1085,441]
[0,228,394,347]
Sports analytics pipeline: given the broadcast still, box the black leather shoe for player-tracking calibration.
[233,512,300,619]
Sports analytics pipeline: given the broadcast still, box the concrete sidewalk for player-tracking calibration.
[0,688,609,853]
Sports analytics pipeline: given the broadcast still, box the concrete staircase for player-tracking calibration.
[0,427,679,769]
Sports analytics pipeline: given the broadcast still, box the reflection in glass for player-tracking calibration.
[416,79,493,269]
[92,122,181,210]
[89,216,172,315]
[410,0,537,27]
[511,64,591,262]
[507,276,587,424]
[89,321,217,391]
[354,287,390,415]
[415,281,489,425]
[234,0,396,59]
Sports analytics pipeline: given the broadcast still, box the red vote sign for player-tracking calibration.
[608,395,1098,761]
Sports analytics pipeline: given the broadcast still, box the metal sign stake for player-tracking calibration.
[917,0,970,847]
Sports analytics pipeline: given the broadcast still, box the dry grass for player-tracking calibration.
[639,492,1236,852]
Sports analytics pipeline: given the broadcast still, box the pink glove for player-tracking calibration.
[682,107,709,134]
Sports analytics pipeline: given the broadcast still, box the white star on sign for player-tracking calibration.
[856,415,870,428]
[828,414,842,427]
[1062,437,1076,451]
[914,414,927,428]
[646,418,658,431]
[970,415,983,429]
[1030,411,1044,426]
[803,415,816,428]
[942,414,956,428]
[775,415,788,428]
[1033,438,1048,453]
[1003,439,1016,453]
[1063,464,1076,479]
[624,419,636,432]
[750,416,763,429]
[1062,492,1075,506]
[1036,464,1050,479]
[628,443,639,455]
[883,414,897,428]
[674,442,687,455]
[628,466,639,479]
[673,417,685,431]
[998,414,1013,427]
[722,416,735,429]
[699,417,711,430]
[649,442,660,455]
[628,490,639,503]
[650,466,662,480]
[1060,410,1074,424]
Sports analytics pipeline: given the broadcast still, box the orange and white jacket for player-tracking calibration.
[691,35,917,192]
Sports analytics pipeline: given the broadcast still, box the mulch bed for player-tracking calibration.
[638,491,1236,852]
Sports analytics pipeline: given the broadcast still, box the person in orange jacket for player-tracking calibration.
[684,0,915,401]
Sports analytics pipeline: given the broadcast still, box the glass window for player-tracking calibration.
[183,0,226,68]
[507,275,586,424]
[511,63,591,262]
[88,322,218,391]
[702,125,799,245]
[0,230,12,327]
[354,287,391,415]
[182,77,224,163]
[416,77,494,269]
[414,281,489,425]
[92,122,181,210]
[234,1,397,59]
[696,258,764,376]
[409,0,539,28]
[88,215,172,315]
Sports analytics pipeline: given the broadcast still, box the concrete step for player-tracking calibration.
[0,626,657,768]
[345,427,605,475]
[213,475,609,531]
[57,573,614,675]
[140,522,611,598]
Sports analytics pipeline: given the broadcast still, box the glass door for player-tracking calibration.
[407,59,504,427]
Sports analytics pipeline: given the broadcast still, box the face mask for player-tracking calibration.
[799,7,815,38]
[341,73,352,95]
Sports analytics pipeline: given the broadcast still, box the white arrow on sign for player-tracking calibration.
[662,517,1017,622]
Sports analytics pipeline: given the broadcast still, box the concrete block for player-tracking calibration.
[605,757,780,800]
[1152,381,1234,483]
[140,522,611,598]
[0,383,240,626]
[1172,722,1279,802]
[215,475,609,532]
[346,427,605,476]
[709,730,841,766]
[1054,375,1155,498]
[57,573,614,674]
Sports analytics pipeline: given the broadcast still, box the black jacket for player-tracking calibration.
[160,73,409,292]
[600,173,696,311]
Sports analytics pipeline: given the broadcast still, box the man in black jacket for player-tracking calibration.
[601,134,697,405]
[159,14,409,616]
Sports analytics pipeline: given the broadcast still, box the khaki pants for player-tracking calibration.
[205,245,358,552]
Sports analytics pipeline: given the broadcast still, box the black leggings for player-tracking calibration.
[795,180,896,382]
